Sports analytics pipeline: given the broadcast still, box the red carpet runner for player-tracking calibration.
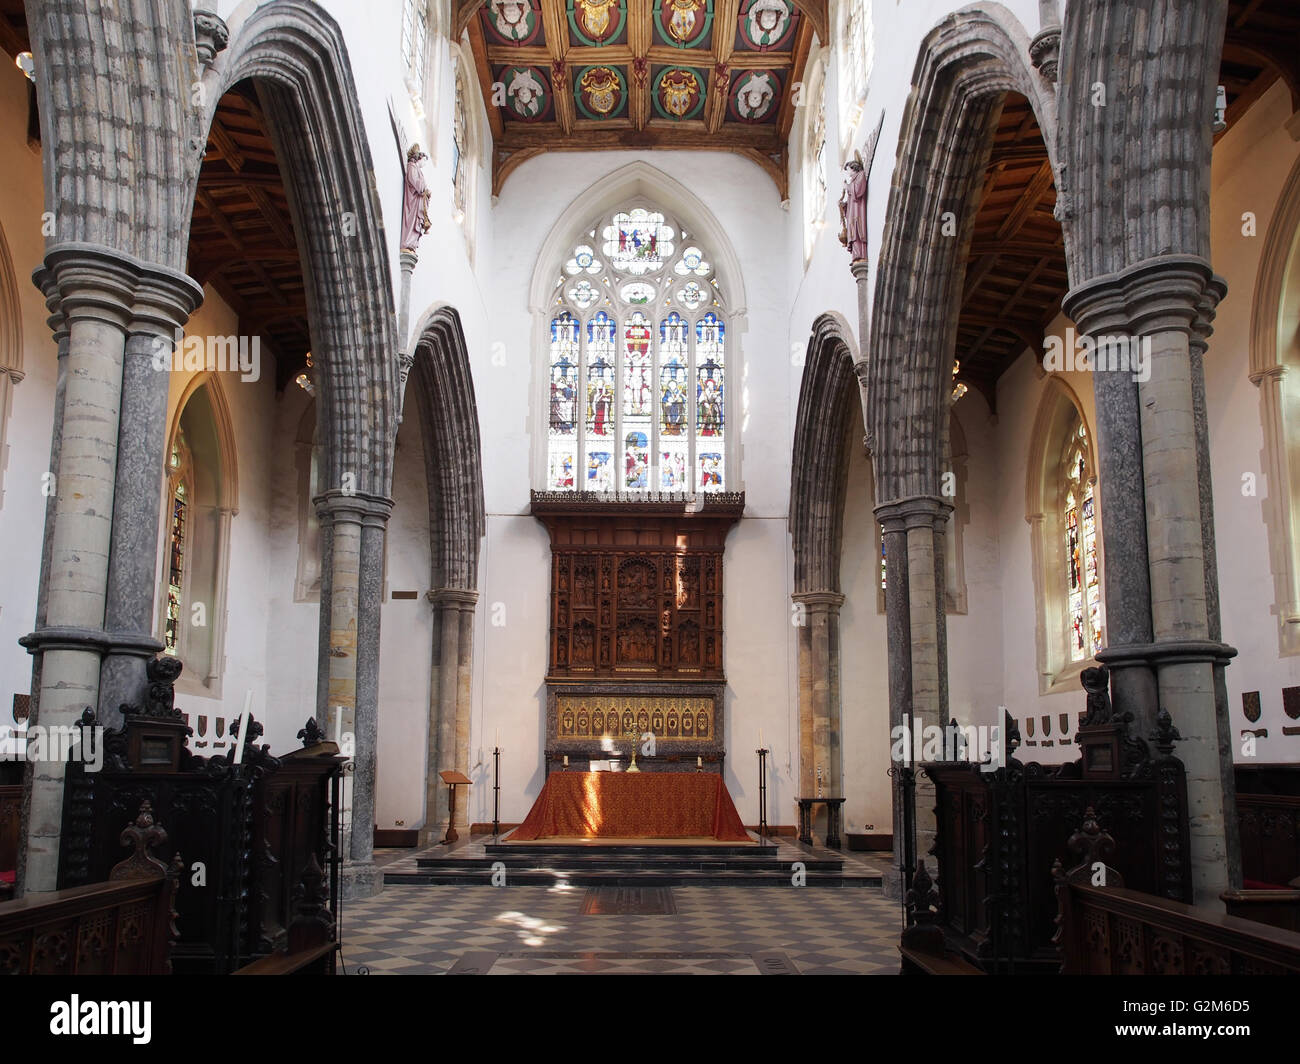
[510,771,750,841]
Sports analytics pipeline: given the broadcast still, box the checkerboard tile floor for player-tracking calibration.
[338,884,903,975]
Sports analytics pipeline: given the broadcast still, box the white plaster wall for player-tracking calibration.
[375,401,435,829]
[0,60,54,719]
[1207,79,1300,759]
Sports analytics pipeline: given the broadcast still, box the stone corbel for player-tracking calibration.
[193,10,230,70]
[1029,0,1061,84]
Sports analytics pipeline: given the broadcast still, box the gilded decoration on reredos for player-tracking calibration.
[556,695,713,741]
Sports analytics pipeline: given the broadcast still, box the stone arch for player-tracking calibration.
[198,0,399,500]
[1249,152,1300,655]
[868,3,1059,504]
[407,304,486,592]
[790,311,862,596]
[788,310,862,805]
[1023,375,1102,692]
[405,304,485,843]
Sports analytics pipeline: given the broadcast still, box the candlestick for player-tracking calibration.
[232,690,253,766]
[492,744,501,838]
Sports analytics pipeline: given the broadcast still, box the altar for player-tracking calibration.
[509,771,752,842]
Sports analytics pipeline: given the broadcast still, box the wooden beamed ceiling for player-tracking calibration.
[954,93,1067,412]
[460,0,825,197]
[187,85,311,392]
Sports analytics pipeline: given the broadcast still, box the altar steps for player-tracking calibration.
[381,838,886,889]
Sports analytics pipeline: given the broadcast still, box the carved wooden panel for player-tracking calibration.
[533,493,742,682]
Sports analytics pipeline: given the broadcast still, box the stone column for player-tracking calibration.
[317,491,392,899]
[18,248,137,893]
[792,590,845,835]
[420,588,478,846]
[98,268,203,725]
[1065,258,1237,902]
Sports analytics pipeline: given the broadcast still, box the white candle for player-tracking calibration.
[563,755,569,767]
[759,727,764,749]
[495,727,500,750]
[232,690,253,766]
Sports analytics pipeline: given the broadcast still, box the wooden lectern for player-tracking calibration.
[439,770,472,845]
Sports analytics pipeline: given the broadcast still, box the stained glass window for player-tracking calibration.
[1064,421,1103,661]
[165,431,193,655]
[452,62,469,221]
[837,0,873,146]
[402,0,430,99]
[546,207,728,494]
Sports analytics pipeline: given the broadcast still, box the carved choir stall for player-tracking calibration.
[531,491,744,774]
[913,665,1192,974]
[56,656,344,974]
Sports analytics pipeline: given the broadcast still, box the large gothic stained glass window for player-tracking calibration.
[546,207,729,493]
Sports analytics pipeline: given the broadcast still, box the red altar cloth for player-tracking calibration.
[511,771,751,842]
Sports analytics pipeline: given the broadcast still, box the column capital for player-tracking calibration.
[875,494,952,532]
[35,244,202,338]
[1062,254,1218,338]
[427,587,480,608]
[1249,364,1285,387]
[314,490,395,527]
[791,590,846,613]
[849,258,870,283]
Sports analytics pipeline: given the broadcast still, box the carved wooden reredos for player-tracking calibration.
[531,492,744,683]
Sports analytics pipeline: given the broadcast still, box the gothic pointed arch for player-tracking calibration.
[868,3,1060,504]
[407,305,486,591]
[160,373,240,695]
[1024,376,1103,693]
[1250,151,1300,655]
[790,311,862,596]
[198,0,399,500]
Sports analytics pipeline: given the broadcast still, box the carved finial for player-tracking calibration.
[1151,707,1182,755]
[1029,0,1061,83]
[298,717,326,747]
[905,859,941,924]
[1080,665,1112,726]
[110,801,170,881]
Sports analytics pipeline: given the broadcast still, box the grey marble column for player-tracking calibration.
[98,268,203,726]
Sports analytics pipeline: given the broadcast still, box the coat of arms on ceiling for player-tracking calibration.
[729,69,778,122]
[737,0,796,51]
[653,0,713,48]
[576,65,627,119]
[654,68,705,120]
[568,0,626,45]
[483,0,543,45]
[502,65,552,120]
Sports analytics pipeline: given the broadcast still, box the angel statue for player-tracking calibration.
[400,143,432,253]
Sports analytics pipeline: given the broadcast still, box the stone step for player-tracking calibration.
[416,855,841,872]
[483,842,768,857]
[384,867,883,888]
